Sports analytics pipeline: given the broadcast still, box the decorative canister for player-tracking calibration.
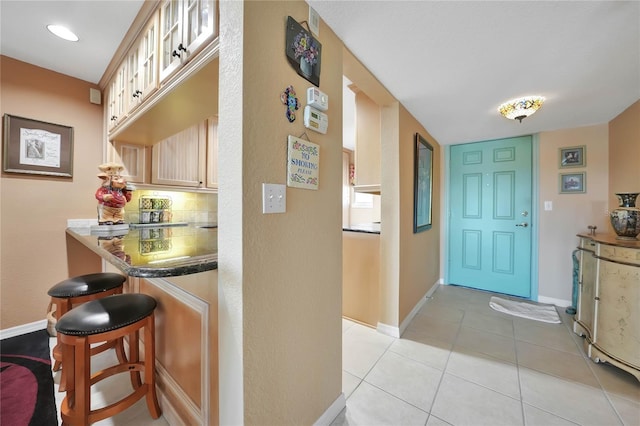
[609,192,640,240]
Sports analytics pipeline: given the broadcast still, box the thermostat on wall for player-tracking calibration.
[304,105,328,134]
[307,87,328,111]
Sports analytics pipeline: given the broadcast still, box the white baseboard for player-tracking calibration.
[156,387,184,426]
[538,295,572,307]
[377,280,441,338]
[427,280,442,297]
[314,393,346,426]
[376,322,400,338]
[0,319,47,340]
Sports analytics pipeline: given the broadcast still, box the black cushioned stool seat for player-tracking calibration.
[48,273,126,373]
[48,272,126,299]
[56,293,161,425]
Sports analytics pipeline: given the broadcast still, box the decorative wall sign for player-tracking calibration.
[3,114,73,177]
[280,85,299,122]
[285,16,322,87]
[287,135,319,190]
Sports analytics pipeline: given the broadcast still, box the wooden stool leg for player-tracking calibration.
[114,337,128,364]
[75,337,91,425]
[59,339,75,395]
[53,298,72,372]
[144,314,161,418]
[128,331,143,388]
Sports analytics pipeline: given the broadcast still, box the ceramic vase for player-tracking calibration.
[300,57,313,77]
[609,192,640,240]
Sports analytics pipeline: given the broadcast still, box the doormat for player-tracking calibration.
[489,296,561,323]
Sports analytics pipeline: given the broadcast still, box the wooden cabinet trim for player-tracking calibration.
[140,277,210,425]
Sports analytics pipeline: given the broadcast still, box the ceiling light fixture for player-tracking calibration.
[47,24,79,42]
[498,96,545,123]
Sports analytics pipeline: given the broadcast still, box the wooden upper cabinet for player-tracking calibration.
[159,0,216,83]
[114,142,148,184]
[107,62,127,132]
[106,1,218,137]
[126,11,160,114]
[151,122,206,187]
[354,90,381,186]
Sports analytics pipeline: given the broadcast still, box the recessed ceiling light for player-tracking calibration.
[47,24,79,42]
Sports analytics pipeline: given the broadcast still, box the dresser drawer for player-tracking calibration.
[579,237,597,252]
[598,244,640,266]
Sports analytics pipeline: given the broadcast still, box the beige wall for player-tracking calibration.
[218,1,343,424]
[398,105,441,323]
[0,56,104,328]
[609,100,640,209]
[343,47,443,330]
[538,124,609,302]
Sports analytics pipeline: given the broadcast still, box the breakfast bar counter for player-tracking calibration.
[65,223,219,424]
[66,224,218,278]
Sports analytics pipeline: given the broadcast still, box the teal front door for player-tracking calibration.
[448,136,533,298]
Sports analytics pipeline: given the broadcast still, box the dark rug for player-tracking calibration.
[1,330,57,426]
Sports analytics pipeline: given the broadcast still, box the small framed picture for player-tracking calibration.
[559,172,586,194]
[559,145,586,168]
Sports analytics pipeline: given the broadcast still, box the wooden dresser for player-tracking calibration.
[574,233,640,381]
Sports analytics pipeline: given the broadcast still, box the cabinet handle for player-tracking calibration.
[172,43,187,58]
[132,90,142,98]
[110,115,117,121]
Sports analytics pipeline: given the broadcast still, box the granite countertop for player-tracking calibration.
[67,223,218,278]
[343,223,381,234]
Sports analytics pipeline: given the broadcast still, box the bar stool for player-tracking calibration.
[55,293,162,425]
[48,273,127,372]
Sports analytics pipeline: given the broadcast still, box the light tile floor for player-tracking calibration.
[48,284,639,425]
[333,284,640,426]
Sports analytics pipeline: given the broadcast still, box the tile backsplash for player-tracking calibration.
[124,189,217,224]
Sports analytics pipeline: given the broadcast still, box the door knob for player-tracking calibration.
[516,222,529,227]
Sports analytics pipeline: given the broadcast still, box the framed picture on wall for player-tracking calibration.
[559,172,586,193]
[414,133,433,233]
[3,114,74,177]
[559,145,586,168]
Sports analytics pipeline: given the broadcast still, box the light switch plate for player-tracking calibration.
[262,183,286,214]
[544,201,553,211]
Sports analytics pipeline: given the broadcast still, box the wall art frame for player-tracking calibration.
[285,16,322,87]
[559,145,586,168]
[3,114,74,177]
[559,172,586,194]
[414,133,433,233]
